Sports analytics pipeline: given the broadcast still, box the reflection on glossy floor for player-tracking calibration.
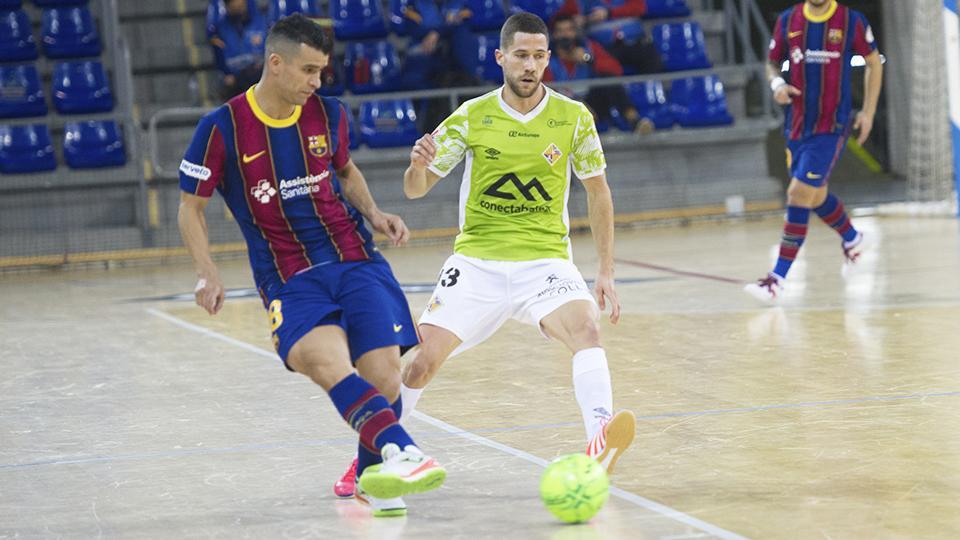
[2,215,960,539]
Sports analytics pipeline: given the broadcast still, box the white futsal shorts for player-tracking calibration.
[418,253,599,358]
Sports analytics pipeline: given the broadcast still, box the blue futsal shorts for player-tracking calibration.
[786,132,848,188]
[263,260,419,369]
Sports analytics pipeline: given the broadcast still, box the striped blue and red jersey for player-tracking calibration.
[768,1,878,141]
[179,87,380,296]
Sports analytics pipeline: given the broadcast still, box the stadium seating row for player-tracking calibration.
[0,120,125,173]
[314,20,711,96]
[349,73,733,150]
[205,0,692,42]
[0,62,113,117]
[0,5,100,61]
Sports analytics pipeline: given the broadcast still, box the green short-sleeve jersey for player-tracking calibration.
[428,86,606,261]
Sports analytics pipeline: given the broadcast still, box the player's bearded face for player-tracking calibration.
[498,33,550,99]
[806,0,830,6]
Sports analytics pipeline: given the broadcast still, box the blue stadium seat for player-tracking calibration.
[52,61,113,114]
[670,75,733,127]
[344,41,401,94]
[0,9,37,62]
[0,124,56,174]
[588,18,645,49]
[34,0,89,6]
[0,0,22,9]
[464,0,506,32]
[652,21,711,72]
[0,65,47,118]
[41,7,101,58]
[329,0,387,40]
[509,0,564,22]
[267,0,320,24]
[455,32,501,84]
[643,0,691,18]
[63,120,126,168]
[626,80,674,129]
[359,99,418,148]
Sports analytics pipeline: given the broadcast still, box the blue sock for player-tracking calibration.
[772,206,811,279]
[328,374,414,462]
[357,397,403,478]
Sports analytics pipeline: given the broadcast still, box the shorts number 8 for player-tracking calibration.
[269,299,284,332]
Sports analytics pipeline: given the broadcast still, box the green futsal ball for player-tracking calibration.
[539,453,610,523]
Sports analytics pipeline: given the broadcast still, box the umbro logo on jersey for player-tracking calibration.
[242,150,266,164]
[484,148,501,159]
[251,179,277,204]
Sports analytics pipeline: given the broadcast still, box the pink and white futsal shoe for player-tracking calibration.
[334,457,358,498]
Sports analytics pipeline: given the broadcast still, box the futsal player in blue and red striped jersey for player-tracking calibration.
[745,0,883,303]
[177,14,444,516]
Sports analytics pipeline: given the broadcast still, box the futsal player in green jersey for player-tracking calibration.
[335,12,636,497]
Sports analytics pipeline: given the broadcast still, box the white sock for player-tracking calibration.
[399,383,424,424]
[572,347,613,441]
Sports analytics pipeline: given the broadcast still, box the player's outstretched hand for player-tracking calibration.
[371,211,411,247]
[410,133,436,170]
[774,85,801,105]
[194,271,225,315]
[854,111,874,145]
[594,271,621,324]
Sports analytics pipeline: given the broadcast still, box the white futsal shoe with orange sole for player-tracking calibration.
[585,410,637,474]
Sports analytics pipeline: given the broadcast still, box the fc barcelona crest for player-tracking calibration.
[308,134,328,158]
[828,29,843,44]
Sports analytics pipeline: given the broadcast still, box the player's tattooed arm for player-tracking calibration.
[403,133,443,199]
[581,174,621,325]
[177,192,225,315]
[337,159,410,247]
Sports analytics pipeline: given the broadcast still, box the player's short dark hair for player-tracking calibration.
[266,13,333,57]
[500,12,549,50]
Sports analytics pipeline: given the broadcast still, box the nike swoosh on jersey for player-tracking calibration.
[393,324,403,333]
[242,150,267,164]
[807,173,823,179]
[789,31,803,38]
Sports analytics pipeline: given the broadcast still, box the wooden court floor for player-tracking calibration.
[2,215,959,539]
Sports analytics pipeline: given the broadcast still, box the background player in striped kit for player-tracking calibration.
[177,14,444,517]
[745,0,883,303]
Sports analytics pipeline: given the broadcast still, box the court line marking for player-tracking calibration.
[144,308,748,540]
[615,258,747,285]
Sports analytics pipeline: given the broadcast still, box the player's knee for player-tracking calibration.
[366,369,401,402]
[786,183,819,207]
[566,318,601,349]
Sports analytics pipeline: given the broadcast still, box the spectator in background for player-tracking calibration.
[571,0,662,74]
[394,1,473,131]
[582,0,647,23]
[545,15,649,132]
[209,0,267,101]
